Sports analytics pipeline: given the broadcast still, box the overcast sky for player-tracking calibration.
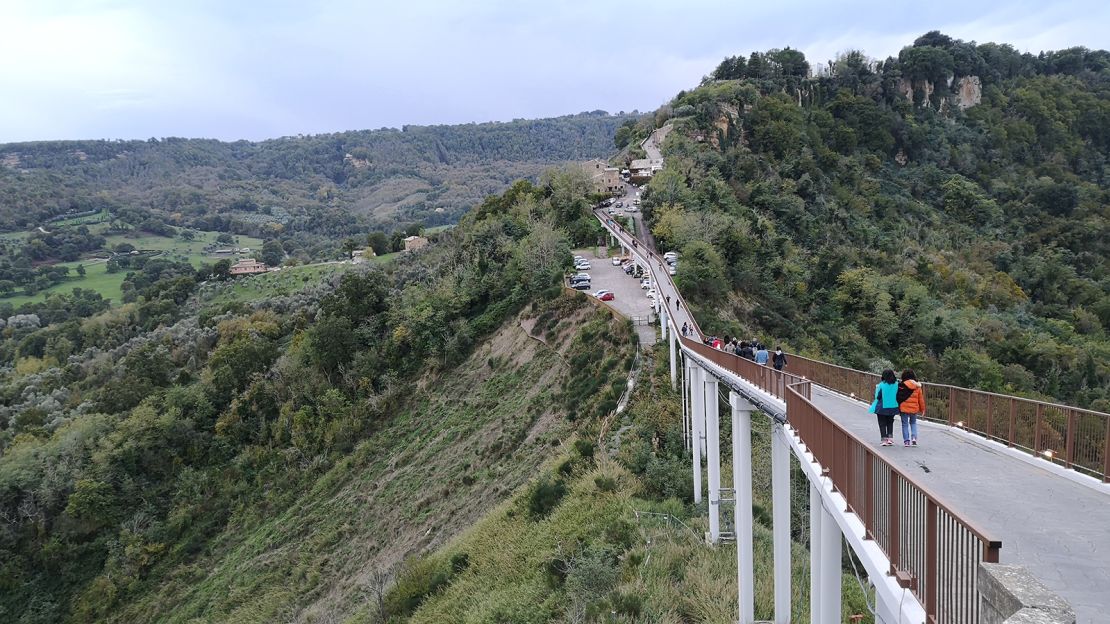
[1,0,1107,143]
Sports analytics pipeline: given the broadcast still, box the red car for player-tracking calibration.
[594,290,614,301]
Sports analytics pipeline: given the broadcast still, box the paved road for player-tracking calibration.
[809,386,1108,624]
[640,123,671,162]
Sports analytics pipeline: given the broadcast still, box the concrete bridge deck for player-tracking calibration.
[809,387,1109,624]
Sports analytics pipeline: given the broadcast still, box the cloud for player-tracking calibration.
[0,0,1106,142]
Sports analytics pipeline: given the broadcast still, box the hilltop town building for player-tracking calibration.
[582,159,623,195]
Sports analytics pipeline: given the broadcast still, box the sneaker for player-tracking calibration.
[904,441,911,447]
[911,439,918,447]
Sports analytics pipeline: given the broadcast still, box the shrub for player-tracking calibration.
[526,475,567,520]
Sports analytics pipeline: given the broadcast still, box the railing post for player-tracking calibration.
[1035,404,1044,454]
[1065,411,1076,469]
[889,469,900,575]
[986,394,993,440]
[864,453,874,539]
[1104,416,1110,483]
[948,387,955,426]
[1008,398,1016,448]
[925,500,938,620]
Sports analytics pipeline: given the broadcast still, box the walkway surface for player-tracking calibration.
[810,387,1109,624]
[596,208,1109,623]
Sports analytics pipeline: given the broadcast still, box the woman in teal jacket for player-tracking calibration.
[869,369,901,446]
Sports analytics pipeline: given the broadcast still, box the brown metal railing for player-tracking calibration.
[785,352,1110,482]
[787,380,1001,624]
[596,207,1110,481]
[680,336,810,401]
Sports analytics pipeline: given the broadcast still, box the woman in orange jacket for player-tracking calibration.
[899,369,926,447]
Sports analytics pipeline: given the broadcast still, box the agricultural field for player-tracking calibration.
[1,228,266,306]
[196,262,356,306]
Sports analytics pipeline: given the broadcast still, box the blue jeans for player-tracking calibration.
[900,413,919,442]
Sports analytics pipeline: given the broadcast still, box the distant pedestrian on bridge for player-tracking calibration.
[681,322,689,337]
[772,347,787,371]
[870,369,901,446]
[898,369,926,447]
[754,344,769,365]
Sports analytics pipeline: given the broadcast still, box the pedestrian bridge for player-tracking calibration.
[594,209,1109,624]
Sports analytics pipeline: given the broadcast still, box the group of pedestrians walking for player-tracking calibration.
[869,369,926,447]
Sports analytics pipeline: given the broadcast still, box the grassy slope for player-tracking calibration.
[390,349,874,623]
[104,297,635,624]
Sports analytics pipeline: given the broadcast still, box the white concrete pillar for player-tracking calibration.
[731,392,755,624]
[818,499,842,624]
[660,309,667,340]
[704,373,720,543]
[772,423,792,624]
[682,358,689,451]
[668,322,677,390]
[810,480,823,624]
[690,365,703,504]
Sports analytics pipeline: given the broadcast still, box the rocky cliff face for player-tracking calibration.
[899,75,981,111]
[955,75,982,110]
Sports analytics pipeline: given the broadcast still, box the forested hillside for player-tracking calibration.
[0,111,634,236]
[639,32,1109,410]
[0,171,635,623]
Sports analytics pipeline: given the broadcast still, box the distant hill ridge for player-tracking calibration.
[0,111,637,233]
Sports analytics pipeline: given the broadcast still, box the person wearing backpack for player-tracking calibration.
[898,369,926,447]
[869,369,901,446]
[772,347,787,371]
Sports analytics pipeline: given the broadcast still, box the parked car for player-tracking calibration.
[640,278,651,289]
[615,201,623,208]
[571,281,591,290]
[663,251,678,261]
[574,272,590,281]
[575,262,591,270]
[593,290,614,301]
[668,266,677,276]
[623,264,635,275]
[646,289,656,299]
[611,257,625,266]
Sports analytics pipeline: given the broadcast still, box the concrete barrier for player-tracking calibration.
[979,563,1075,624]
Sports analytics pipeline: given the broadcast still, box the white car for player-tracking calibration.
[575,262,591,271]
[668,266,677,276]
[663,251,678,261]
[640,278,651,289]
[611,257,623,266]
[646,289,656,299]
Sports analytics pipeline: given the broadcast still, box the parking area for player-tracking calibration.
[571,249,657,344]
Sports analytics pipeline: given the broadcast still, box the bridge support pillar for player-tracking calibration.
[668,322,677,390]
[818,492,843,624]
[660,309,667,340]
[772,423,791,624]
[731,392,755,624]
[690,364,703,504]
[809,479,842,623]
[704,373,720,543]
[809,480,822,624]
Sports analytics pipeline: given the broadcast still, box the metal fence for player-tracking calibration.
[787,381,1001,624]
[785,352,1110,482]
